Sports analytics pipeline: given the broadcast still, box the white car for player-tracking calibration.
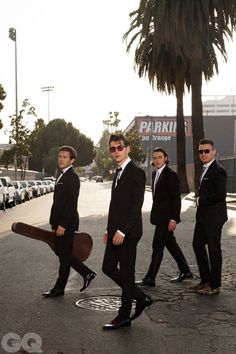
[20,181,33,200]
[12,181,26,204]
[0,179,7,210]
[0,176,16,208]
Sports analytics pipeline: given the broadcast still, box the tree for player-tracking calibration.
[103,112,121,132]
[126,130,145,163]
[28,118,46,171]
[124,0,236,192]
[7,99,37,178]
[124,3,191,192]
[0,149,15,169]
[28,118,96,174]
[95,129,114,178]
[0,84,6,129]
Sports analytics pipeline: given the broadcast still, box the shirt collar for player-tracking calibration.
[156,164,166,175]
[62,165,73,174]
[118,157,131,171]
[203,159,215,168]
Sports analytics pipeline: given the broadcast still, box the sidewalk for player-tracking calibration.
[135,194,236,354]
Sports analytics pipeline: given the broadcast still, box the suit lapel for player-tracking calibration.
[112,161,132,193]
[199,160,216,190]
[112,169,119,193]
[153,166,167,196]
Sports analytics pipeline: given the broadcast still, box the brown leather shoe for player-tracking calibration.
[197,286,221,295]
[189,282,210,291]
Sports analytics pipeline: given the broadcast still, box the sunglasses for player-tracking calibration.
[199,149,210,154]
[109,145,126,153]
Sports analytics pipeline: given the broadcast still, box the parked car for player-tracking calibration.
[42,181,51,193]
[43,176,56,183]
[45,180,55,192]
[36,180,47,195]
[28,180,41,197]
[0,179,7,210]
[0,176,16,207]
[12,181,26,204]
[95,176,103,183]
[20,181,33,200]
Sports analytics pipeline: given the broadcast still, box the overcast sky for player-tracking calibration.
[0,0,235,144]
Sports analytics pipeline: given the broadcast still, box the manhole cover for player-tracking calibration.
[75,295,136,311]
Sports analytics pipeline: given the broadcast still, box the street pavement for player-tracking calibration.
[0,182,236,354]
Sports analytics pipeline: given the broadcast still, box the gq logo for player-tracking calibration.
[1,332,42,353]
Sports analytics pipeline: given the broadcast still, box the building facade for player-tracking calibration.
[124,114,236,166]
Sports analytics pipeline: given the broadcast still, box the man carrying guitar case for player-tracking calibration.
[42,145,96,297]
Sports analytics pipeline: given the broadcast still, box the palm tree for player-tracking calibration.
[124,0,236,192]
[175,0,236,191]
[124,3,191,192]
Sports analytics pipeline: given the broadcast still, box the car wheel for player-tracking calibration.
[1,199,6,211]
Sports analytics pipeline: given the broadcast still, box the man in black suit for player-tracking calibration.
[191,139,227,295]
[137,147,192,287]
[43,145,96,298]
[102,134,152,330]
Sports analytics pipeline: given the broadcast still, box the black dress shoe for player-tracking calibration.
[103,318,131,331]
[42,289,64,298]
[170,272,193,283]
[130,295,153,321]
[80,271,97,292]
[136,277,156,287]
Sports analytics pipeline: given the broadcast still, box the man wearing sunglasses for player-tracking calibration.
[102,134,152,330]
[190,139,228,295]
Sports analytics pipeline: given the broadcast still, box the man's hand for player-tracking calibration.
[103,233,108,244]
[56,225,66,237]
[168,220,177,232]
[112,231,125,246]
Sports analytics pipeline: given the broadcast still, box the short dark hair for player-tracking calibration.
[152,147,169,164]
[199,139,214,147]
[109,134,129,146]
[58,145,77,160]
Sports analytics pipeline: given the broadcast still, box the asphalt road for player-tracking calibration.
[0,182,236,354]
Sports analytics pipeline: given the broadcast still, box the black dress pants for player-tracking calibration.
[193,221,223,289]
[54,230,91,290]
[146,225,190,279]
[102,238,146,320]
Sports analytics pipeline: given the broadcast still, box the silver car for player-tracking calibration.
[0,176,16,207]
[28,180,41,198]
[20,181,33,200]
[12,181,26,204]
[0,179,7,210]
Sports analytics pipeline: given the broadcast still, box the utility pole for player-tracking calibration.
[9,27,18,180]
[41,86,54,123]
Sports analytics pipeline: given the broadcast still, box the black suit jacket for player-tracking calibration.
[107,160,146,242]
[49,167,80,231]
[196,160,227,224]
[150,165,181,226]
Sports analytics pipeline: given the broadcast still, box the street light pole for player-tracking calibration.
[41,86,54,123]
[9,27,18,180]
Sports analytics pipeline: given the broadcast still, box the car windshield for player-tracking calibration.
[0,179,7,187]
[13,183,19,189]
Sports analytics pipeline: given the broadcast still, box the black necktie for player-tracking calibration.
[199,166,206,184]
[115,167,122,187]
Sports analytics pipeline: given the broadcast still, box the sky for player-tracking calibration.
[0,0,236,145]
